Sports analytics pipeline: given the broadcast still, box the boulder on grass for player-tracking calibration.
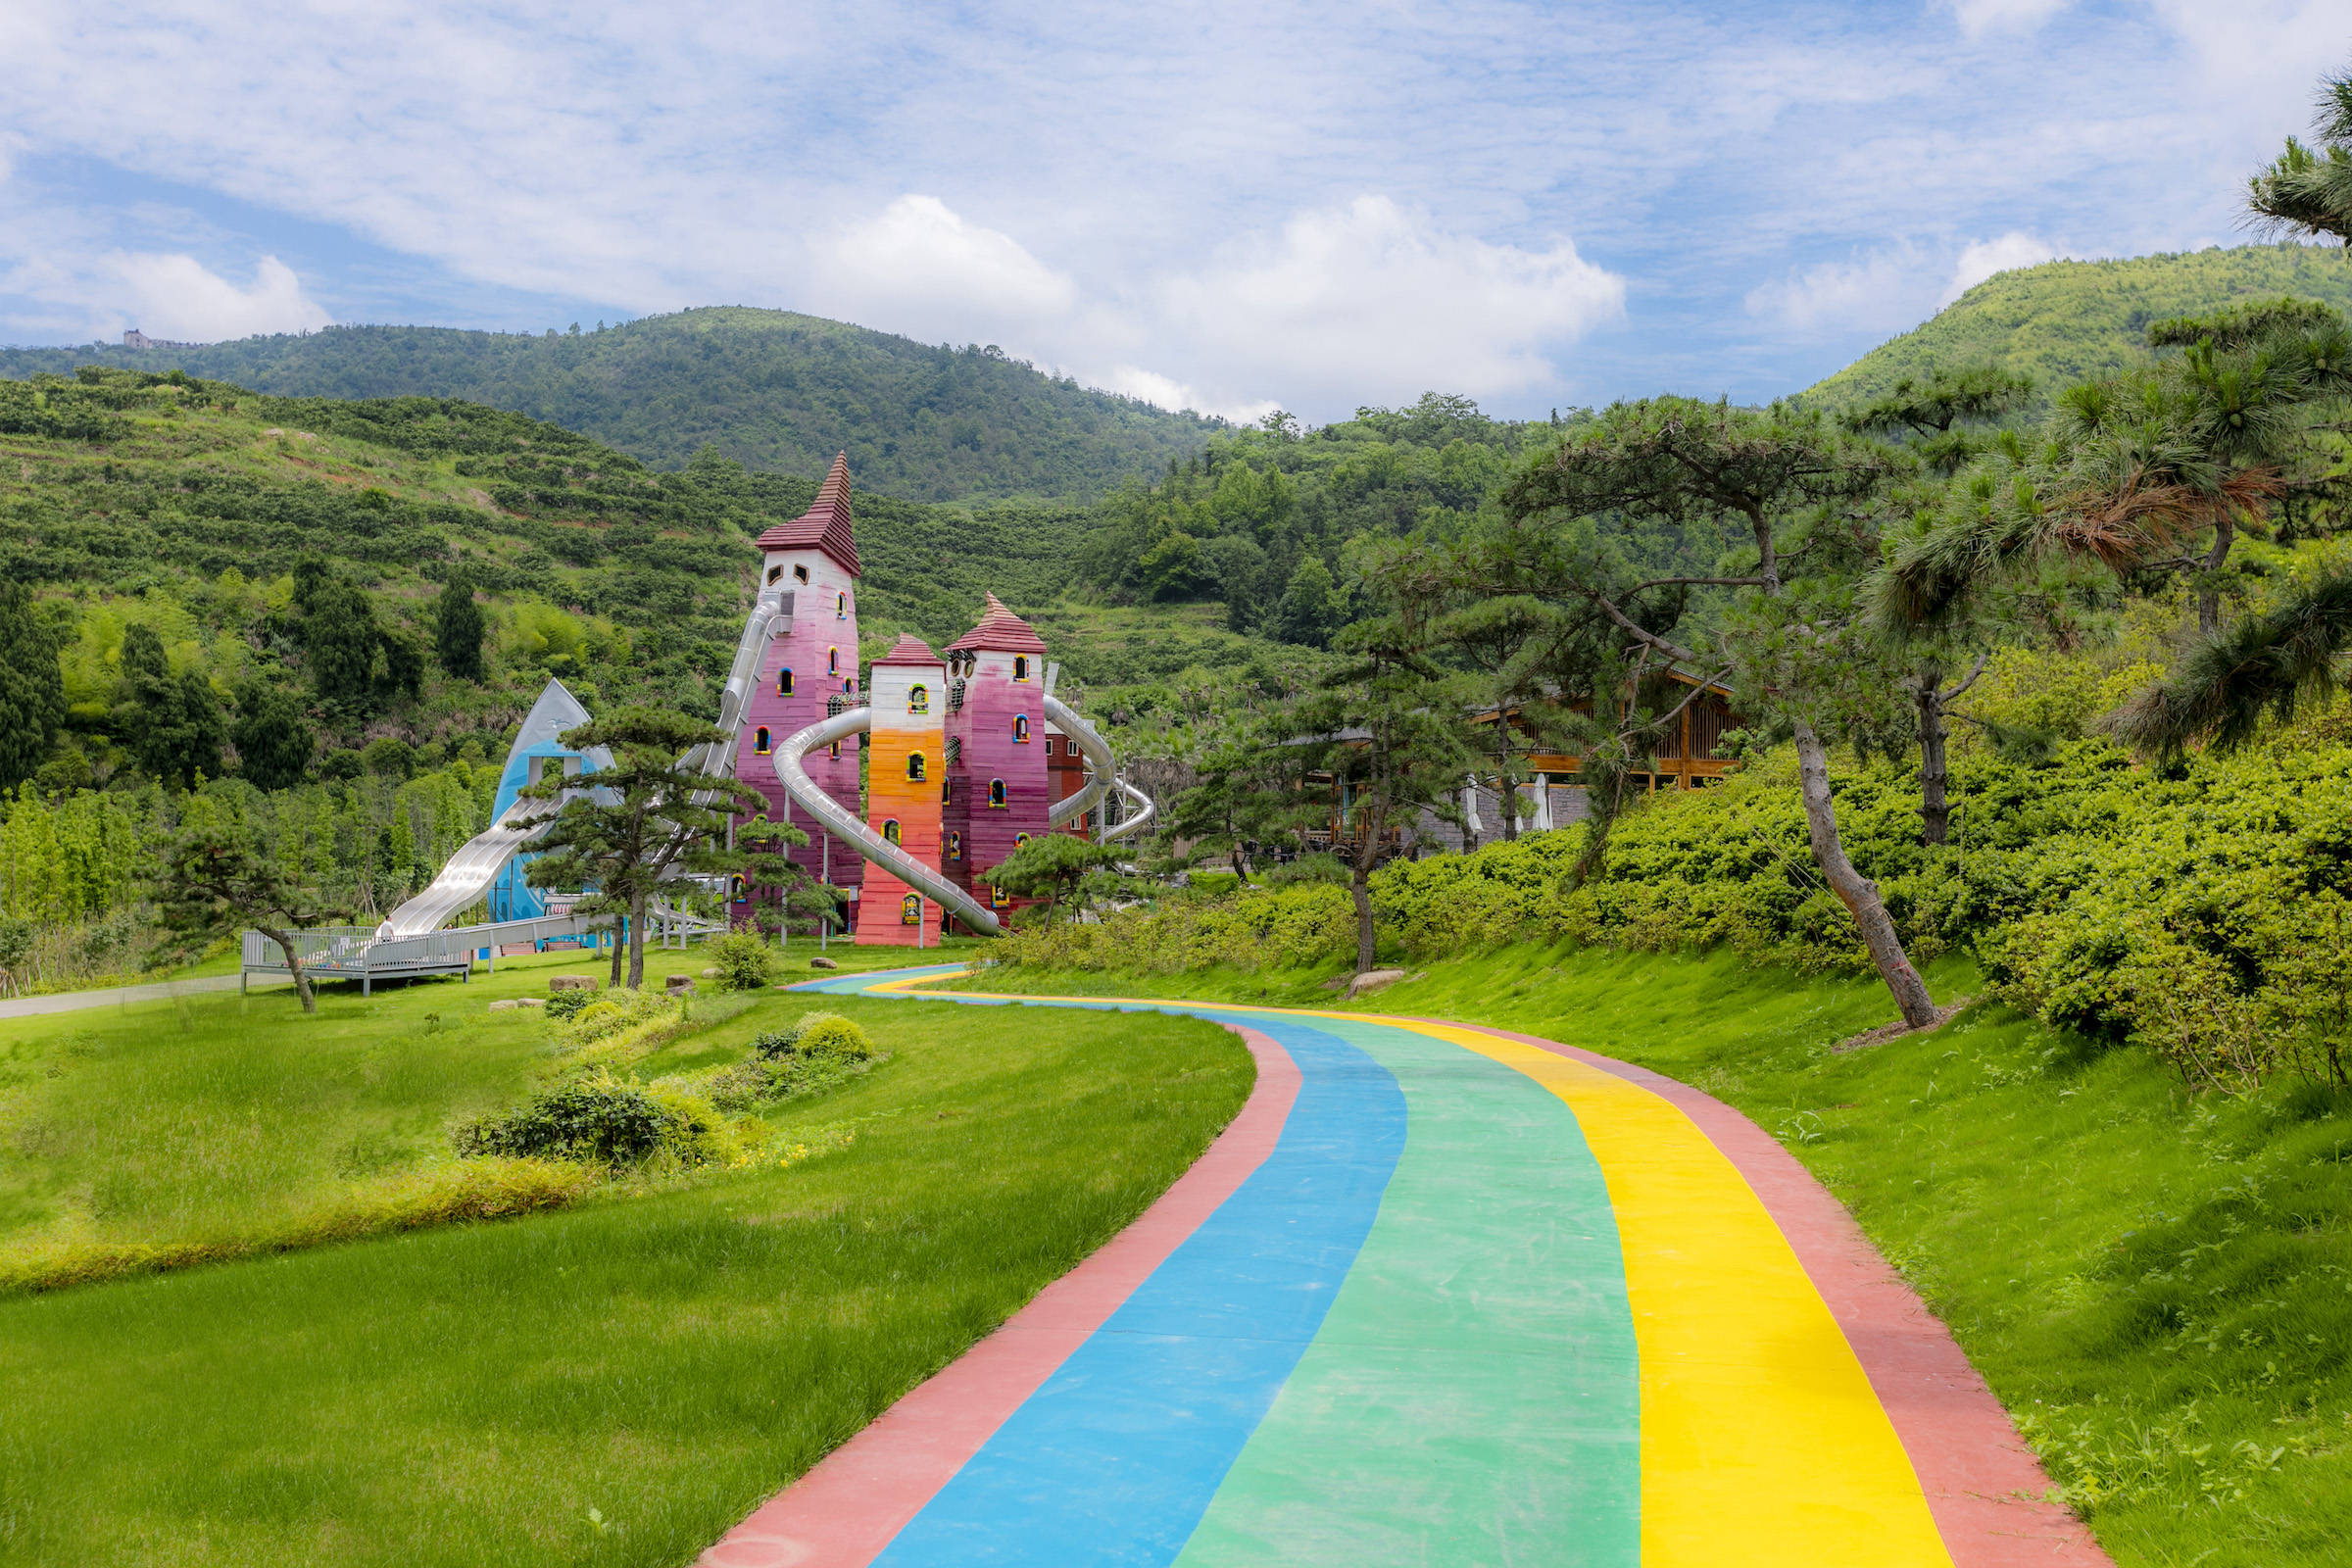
[488,999,522,1011]
[664,974,696,995]
[700,965,720,978]
[549,975,599,993]
[808,956,839,970]
[1346,968,1408,999]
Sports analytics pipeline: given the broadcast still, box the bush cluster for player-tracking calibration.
[997,732,2352,1091]
[454,1072,751,1168]
[751,1010,874,1062]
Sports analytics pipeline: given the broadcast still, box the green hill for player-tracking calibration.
[0,308,1220,504]
[0,368,1099,763]
[1808,243,2352,409]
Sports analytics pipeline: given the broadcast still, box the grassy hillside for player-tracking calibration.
[1809,243,2352,409]
[0,308,1222,504]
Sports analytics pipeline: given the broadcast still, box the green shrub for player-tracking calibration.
[542,987,592,1021]
[752,1010,873,1061]
[455,1075,671,1164]
[705,930,777,992]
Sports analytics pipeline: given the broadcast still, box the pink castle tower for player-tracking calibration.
[943,594,1052,923]
[733,453,863,923]
[853,635,948,947]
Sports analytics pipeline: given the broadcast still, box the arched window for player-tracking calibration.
[988,778,1006,808]
[1013,656,1029,681]
[1012,713,1030,743]
[754,726,771,755]
[828,740,841,760]
[843,677,855,694]
[990,883,1008,907]
[901,893,921,925]
[948,830,962,861]
[836,592,848,619]
[731,875,746,900]
[882,818,901,846]
[1015,832,1031,849]
[778,667,794,697]
[906,752,926,782]
[908,683,929,714]
[827,646,840,675]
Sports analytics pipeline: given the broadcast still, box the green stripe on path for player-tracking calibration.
[1172,1016,1642,1567]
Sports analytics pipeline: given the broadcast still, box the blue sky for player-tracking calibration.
[0,1,2341,422]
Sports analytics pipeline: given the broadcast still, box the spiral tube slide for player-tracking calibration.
[1042,695,1155,842]
[772,708,1004,936]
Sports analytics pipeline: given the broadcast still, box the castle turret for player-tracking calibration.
[733,453,864,922]
[854,635,948,946]
[943,594,1052,920]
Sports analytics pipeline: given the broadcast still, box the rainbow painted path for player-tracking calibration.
[702,967,2108,1568]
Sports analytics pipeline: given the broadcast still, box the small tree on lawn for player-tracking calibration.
[1164,714,1326,882]
[981,834,1124,926]
[154,802,344,1013]
[522,707,802,989]
[435,571,488,682]
[1294,612,1477,974]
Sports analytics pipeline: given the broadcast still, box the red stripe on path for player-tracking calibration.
[1415,1018,2110,1568]
[695,1023,1300,1568]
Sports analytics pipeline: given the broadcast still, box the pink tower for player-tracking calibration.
[732,453,863,923]
[943,594,1052,923]
[853,635,948,947]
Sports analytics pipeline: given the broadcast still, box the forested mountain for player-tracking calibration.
[1808,243,2352,409]
[0,309,1220,504]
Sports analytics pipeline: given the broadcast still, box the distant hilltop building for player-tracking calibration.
[122,329,198,350]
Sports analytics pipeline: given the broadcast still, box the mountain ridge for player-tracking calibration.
[0,307,1221,505]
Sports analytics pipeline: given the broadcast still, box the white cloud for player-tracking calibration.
[1940,231,2061,304]
[1154,196,1624,410]
[1099,365,1277,425]
[1745,245,1934,334]
[103,253,332,342]
[806,195,1076,342]
[1944,0,2074,36]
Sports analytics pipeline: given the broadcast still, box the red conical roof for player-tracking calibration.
[872,633,941,667]
[947,592,1048,655]
[754,452,859,576]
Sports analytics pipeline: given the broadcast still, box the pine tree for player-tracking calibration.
[434,573,487,682]
[0,583,64,790]
[231,679,316,791]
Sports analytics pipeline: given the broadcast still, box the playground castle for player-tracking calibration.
[372,456,1149,956]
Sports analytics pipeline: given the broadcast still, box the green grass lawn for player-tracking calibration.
[0,943,1250,1566]
[956,946,2352,1568]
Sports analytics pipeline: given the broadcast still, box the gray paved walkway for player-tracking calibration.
[0,972,290,1020]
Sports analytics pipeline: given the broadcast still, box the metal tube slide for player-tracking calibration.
[684,584,789,781]
[1105,774,1156,842]
[773,707,1004,936]
[1042,694,1111,828]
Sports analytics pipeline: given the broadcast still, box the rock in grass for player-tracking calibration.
[808,956,839,970]
[488,999,521,1011]
[549,975,599,993]
[1346,968,1408,999]
[515,997,545,1008]
[700,966,720,978]
[664,974,696,995]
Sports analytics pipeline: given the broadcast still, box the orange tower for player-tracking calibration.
[853,634,947,946]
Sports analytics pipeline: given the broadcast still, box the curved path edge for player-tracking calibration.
[1395,1013,2107,1568]
[696,1021,1302,1568]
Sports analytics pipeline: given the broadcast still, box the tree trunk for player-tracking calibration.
[1793,720,1939,1029]
[1916,678,1951,846]
[626,892,648,989]
[607,919,624,988]
[263,926,316,1013]
[1350,859,1376,974]
[1495,713,1517,843]
[2198,517,2235,636]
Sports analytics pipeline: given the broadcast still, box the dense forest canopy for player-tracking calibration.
[0,308,1222,505]
[1809,243,2352,411]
